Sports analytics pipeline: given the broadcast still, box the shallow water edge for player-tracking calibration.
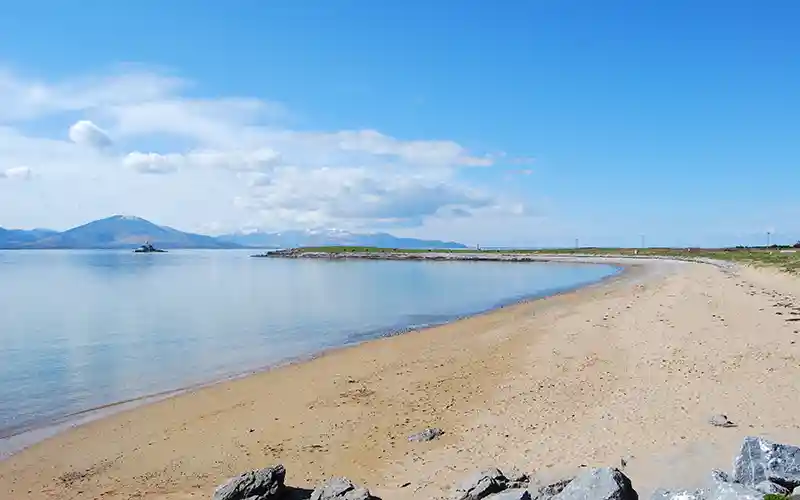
[0,257,632,459]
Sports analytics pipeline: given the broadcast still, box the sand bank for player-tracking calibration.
[2,257,800,499]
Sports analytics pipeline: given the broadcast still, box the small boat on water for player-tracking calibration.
[133,241,167,253]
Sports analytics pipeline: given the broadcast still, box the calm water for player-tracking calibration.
[0,250,619,447]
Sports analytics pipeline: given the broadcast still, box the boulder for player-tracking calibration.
[706,480,761,500]
[213,465,286,500]
[552,468,637,500]
[649,488,704,500]
[529,478,574,500]
[309,477,374,500]
[453,468,508,500]
[408,427,444,442]
[755,480,790,495]
[733,436,800,489]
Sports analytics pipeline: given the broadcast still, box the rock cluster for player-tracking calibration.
[309,477,374,500]
[213,465,287,500]
[452,466,635,500]
[451,467,531,500]
[654,436,800,500]
[212,465,377,500]
[212,436,800,500]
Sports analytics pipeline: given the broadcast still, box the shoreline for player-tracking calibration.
[5,256,800,500]
[0,256,628,459]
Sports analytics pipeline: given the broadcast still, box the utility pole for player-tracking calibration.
[640,234,645,249]
[767,231,772,247]
[575,238,579,250]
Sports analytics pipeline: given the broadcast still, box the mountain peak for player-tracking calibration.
[110,214,147,222]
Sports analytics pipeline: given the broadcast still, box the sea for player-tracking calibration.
[0,249,620,456]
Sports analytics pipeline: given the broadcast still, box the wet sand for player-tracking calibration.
[2,257,800,499]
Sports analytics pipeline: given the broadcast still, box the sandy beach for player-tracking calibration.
[2,257,800,499]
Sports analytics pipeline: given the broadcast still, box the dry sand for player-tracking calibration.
[2,257,800,499]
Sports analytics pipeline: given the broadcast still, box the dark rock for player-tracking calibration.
[733,436,800,488]
[552,468,637,500]
[408,427,444,442]
[453,468,508,500]
[309,477,374,500]
[213,464,286,500]
[649,488,704,500]
[755,480,790,495]
[708,415,736,428]
[529,478,574,500]
[503,467,530,489]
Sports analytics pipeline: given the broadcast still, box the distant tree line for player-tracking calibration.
[733,242,800,250]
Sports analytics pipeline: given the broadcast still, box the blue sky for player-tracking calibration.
[0,1,798,247]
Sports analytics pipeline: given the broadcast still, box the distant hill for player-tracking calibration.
[217,228,467,249]
[2,216,240,249]
[0,228,59,248]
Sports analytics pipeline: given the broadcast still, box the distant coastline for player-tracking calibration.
[0,215,465,250]
[256,248,603,264]
[255,247,673,266]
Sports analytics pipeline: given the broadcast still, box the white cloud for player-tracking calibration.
[184,148,283,172]
[333,129,492,166]
[106,97,280,147]
[252,129,494,169]
[235,166,496,230]
[68,120,112,149]
[123,148,283,176]
[0,65,531,237]
[123,152,181,174]
[1,166,33,180]
[0,66,183,122]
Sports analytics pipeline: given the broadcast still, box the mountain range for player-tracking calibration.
[0,216,466,250]
[216,229,466,250]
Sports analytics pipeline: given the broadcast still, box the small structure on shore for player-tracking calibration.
[133,241,166,253]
